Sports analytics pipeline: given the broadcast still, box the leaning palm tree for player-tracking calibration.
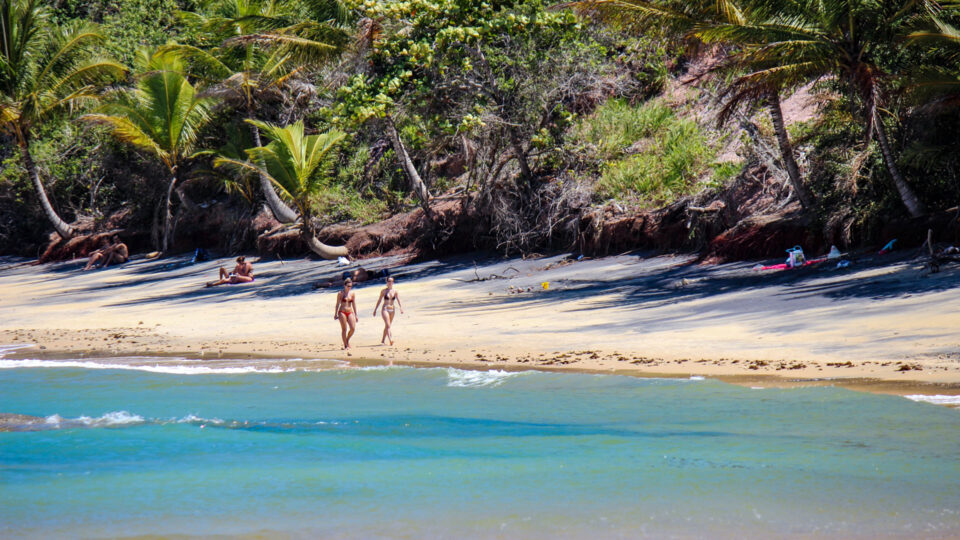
[214,119,349,259]
[82,48,214,253]
[0,0,125,239]
[697,0,931,217]
[167,0,348,224]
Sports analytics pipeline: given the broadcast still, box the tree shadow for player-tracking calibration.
[427,250,958,334]
[101,253,488,308]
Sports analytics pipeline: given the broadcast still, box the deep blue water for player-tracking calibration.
[1,356,959,539]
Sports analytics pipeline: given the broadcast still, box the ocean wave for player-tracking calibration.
[0,358,306,374]
[446,368,523,388]
[904,394,960,406]
[44,410,145,428]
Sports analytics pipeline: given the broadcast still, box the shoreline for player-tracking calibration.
[3,250,960,399]
[4,336,960,405]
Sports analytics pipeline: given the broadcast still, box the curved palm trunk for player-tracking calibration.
[767,91,814,210]
[873,114,926,218]
[249,118,299,224]
[300,217,348,259]
[303,231,349,259]
[163,171,178,253]
[384,115,432,217]
[19,141,74,240]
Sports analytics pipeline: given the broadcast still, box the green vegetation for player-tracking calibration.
[3,0,960,258]
[582,100,719,205]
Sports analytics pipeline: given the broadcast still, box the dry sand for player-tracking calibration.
[1,250,959,397]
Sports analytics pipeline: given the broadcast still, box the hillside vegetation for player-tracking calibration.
[3,0,960,260]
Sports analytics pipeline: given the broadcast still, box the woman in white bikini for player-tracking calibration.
[334,278,358,351]
[372,277,403,346]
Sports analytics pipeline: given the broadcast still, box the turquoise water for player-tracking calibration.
[2,356,960,538]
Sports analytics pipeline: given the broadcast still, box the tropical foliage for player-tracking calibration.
[2,0,960,258]
[0,0,124,239]
[83,48,213,252]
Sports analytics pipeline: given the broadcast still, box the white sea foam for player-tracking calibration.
[44,411,145,428]
[446,368,521,388]
[904,394,960,406]
[0,358,298,374]
[689,376,705,381]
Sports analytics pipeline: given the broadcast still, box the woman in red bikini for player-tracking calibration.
[334,278,358,351]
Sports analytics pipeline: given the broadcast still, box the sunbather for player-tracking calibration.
[100,235,128,268]
[206,256,254,287]
[83,238,111,271]
[84,235,128,270]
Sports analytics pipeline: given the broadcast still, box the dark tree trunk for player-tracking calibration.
[509,129,531,180]
[20,141,74,240]
[385,114,432,217]
[163,170,178,253]
[249,118,299,224]
[766,91,814,210]
[873,113,925,218]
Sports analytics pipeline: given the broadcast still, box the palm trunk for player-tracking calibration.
[162,170,178,253]
[19,141,74,240]
[384,115,432,216]
[250,118,299,224]
[873,114,926,218]
[767,91,814,210]
[300,218,348,259]
[303,231,349,259]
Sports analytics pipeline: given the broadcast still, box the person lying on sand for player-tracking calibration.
[334,278,358,351]
[206,256,254,287]
[315,266,392,289]
[83,235,128,270]
[372,277,403,346]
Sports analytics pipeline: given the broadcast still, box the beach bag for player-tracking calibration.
[785,246,806,268]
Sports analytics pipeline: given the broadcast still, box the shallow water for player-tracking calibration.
[2,350,960,539]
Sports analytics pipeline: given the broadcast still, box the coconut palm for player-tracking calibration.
[166,0,348,224]
[214,119,349,259]
[907,6,960,100]
[697,0,932,217]
[0,0,125,239]
[82,48,214,253]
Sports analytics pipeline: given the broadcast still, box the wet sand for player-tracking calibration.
[1,250,959,397]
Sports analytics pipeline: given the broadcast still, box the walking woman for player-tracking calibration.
[372,277,404,345]
[334,278,359,351]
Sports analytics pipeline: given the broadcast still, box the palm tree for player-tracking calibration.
[697,0,931,217]
[167,0,348,224]
[82,48,214,253]
[0,0,125,239]
[907,8,960,98]
[214,119,349,259]
[566,0,815,208]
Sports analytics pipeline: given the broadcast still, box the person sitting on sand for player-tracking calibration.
[83,238,112,271]
[84,235,128,270]
[99,235,128,269]
[372,277,403,346]
[206,256,254,287]
[334,278,359,351]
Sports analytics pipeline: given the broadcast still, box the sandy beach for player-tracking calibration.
[2,250,959,396]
